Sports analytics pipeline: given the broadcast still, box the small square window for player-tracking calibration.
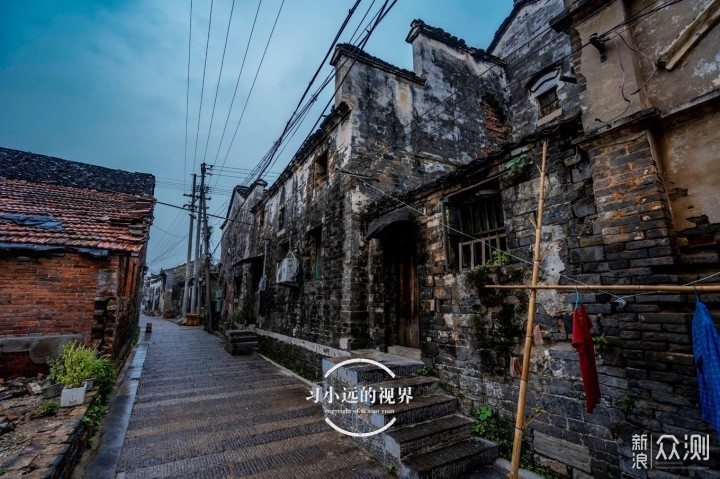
[537,88,560,117]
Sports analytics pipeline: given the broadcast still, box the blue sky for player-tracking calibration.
[0,0,514,272]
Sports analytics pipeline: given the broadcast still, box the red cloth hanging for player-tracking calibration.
[572,305,600,413]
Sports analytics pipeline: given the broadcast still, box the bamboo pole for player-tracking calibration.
[486,284,720,292]
[509,139,548,478]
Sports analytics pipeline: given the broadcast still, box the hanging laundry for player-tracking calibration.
[692,299,720,435]
[533,324,544,346]
[572,304,600,413]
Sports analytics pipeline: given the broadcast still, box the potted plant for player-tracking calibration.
[41,359,64,398]
[57,341,95,407]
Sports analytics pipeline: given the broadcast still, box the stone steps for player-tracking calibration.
[385,413,474,458]
[224,330,258,356]
[402,437,498,479]
[370,394,459,427]
[321,352,497,479]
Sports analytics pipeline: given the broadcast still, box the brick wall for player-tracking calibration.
[0,249,142,377]
[0,253,105,340]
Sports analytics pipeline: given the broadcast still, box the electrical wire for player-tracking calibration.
[202,0,237,165]
[210,0,263,167]
[183,0,193,191]
[191,0,215,174]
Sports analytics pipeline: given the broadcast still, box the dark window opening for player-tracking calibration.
[314,152,328,188]
[308,227,322,280]
[537,88,560,117]
[278,207,285,230]
[258,208,265,228]
[446,181,507,271]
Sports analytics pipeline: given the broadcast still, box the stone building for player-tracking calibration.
[0,147,155,378]
[221,0,720,477]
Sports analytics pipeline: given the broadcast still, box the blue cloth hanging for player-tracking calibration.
[692,299,720,435]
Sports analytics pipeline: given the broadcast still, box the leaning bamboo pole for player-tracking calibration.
[509,138,548,478]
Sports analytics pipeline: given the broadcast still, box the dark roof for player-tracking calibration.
[331,44,423,83]
[488,0,541,53]
[220,185,253,230]
[0,147,155,197]
[407,20,504,66]
[0,178,154,253]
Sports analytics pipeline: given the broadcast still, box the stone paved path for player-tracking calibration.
[111,317,387,479]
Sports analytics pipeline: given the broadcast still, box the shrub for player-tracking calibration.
[92,355,115,402]
[57,341,96,389]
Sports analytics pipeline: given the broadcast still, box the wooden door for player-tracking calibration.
[394,234,419,348]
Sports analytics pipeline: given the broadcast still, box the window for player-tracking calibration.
[308,227,322,280]
[536,88,559,118]
[314,152,328,187]
[258,208,265,227]
[446,183,507,271]
[278,207,285,231]
[528,67,562,120]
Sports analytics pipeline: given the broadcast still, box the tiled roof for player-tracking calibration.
[331,44,423,83]
[0,179,154,253]
[407,20,504,66]
[0,147,155,197]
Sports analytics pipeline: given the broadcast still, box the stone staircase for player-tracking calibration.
[224,329,258,355]
[321,353,497,479]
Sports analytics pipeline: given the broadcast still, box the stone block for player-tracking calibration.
[533,431,592,473]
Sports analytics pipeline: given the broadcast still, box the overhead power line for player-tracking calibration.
[202,0,237,166]
[192,0,215,174]
[183,0,193,190]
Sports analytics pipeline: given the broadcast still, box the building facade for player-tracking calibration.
[0,147,155,378]
[221,1,720,476]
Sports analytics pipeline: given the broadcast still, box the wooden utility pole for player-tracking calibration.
[202,163,214,331]
[510,139,548,478]
[190,165,205,313]
[181,174,197,317]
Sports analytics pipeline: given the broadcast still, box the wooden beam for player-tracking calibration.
[657,0,720,70]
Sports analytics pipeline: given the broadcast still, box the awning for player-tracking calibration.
[233,254,264,267]
[366,207,416,240]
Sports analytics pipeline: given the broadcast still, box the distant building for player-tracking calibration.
[0,147,155,378]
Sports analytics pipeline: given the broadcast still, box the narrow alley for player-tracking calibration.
[89,317,387,479]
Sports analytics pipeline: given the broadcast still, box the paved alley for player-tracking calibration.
[97,317,387,479]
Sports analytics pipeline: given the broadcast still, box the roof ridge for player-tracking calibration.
[407,19,504,65]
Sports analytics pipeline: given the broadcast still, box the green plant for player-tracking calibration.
[618,395,634,416]
[490,250,511,266]
[592,333,609,351]
[92,355,115,402]
[504,154,531,181]
[40,401,59,416]
[470,406,514,457]
[47,358,63,384]
[132,326,141,345]
[87,436,95,448]
[416,365,430,376]
[386,463,395,474]
[57,342,96,389]
[0,466,7,476]
[82,404,108,428]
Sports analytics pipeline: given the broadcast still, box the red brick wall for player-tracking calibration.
[0,253,111,341]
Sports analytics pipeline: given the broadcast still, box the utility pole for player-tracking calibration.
[181,174,197,317]
[190,165,205,313]
[203,164,213,331]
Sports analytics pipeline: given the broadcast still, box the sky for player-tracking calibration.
[0,0,514,273]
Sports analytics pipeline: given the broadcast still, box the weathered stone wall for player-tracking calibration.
[364,122,720,477]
